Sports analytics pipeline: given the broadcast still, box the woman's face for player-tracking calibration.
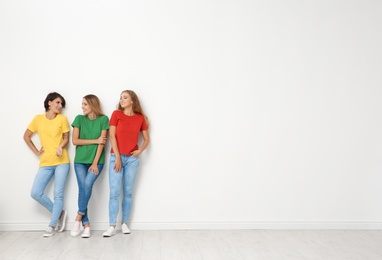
[48,98,63,113]
[81,98,92,116]
[120,92,133,109]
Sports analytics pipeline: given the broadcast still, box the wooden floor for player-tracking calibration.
[1,229,382,259]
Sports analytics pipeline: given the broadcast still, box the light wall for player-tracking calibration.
[1,0,382,230]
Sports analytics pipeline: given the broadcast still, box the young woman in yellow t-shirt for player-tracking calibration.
[23,92,70,238]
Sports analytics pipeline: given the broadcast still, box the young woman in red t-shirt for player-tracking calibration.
[103,90,150,237]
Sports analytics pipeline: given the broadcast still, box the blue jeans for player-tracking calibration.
[74,163,103,225]
[108,154,140,225]
[30,164,70,227]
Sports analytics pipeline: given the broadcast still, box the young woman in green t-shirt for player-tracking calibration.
[70,94,109,238]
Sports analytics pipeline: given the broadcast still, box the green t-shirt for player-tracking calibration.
[71,115,110,164]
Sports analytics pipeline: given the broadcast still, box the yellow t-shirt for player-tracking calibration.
[28,114,70,167]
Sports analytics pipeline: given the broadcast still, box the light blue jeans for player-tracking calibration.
[30,164,70,227]
[74,163,103,226]
[108,154,140,225]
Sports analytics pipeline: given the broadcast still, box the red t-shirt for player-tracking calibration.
[109,110,149,155]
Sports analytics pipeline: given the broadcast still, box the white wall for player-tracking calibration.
[1,0,382,231]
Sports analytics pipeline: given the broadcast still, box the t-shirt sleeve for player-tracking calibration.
[141,117,149,131]
[27,115,39,132]
[109,111,118,126]
[62,116,70,133]
[71,115,81,128]
[102,116,110,130]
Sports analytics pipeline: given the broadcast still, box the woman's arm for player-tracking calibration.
[89,129,108,174]
[56,132,69,157]
[109,126,122,173]
[23,129,43,156]
[72,127,107,146]
[131,130,150,157]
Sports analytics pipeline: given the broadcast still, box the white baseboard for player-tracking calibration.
[1,221,382,231]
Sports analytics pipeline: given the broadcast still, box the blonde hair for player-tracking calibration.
[84,94,104,117]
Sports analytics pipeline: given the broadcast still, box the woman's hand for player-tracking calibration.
[89,163,99,175]
[130,150,141,157]
[96,136,107,145]
[56,147,63,157]
[36,147,44,156]
[114,157,122,173]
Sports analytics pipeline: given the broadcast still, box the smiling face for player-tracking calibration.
[44,92,66,112]
[81,98,92,116]
[119,92,133,109]
[48,97,64,114]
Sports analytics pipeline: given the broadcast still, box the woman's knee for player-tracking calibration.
[30,190,41,200]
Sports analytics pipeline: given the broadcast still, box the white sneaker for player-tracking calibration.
[103,226,116,237]
[82,227,91,238]
[71,221,81,237]
[43,226,56,238]
[57,210,67,232]
[121,223,131,234]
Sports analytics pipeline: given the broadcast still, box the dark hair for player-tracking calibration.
[44,92,66,112]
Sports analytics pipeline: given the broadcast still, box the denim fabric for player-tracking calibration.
[30,164,70,227]
[74,163,103,225]
[108,154,139,225]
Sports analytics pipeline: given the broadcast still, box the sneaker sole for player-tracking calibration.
[58,211,67,232]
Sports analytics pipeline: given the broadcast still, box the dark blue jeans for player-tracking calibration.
[74,163,103,225]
